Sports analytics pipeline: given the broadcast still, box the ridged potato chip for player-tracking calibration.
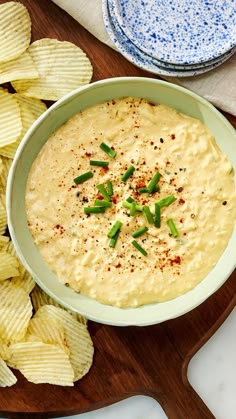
[30,284,87,324]
[0,343,11,361]
[0,51,38,84]
[0,206,7,235]
[2,240,36,293]
[35,305,94,381]
[2,239,18,256]
[10,271,35,294]
[0,235,9,248]
[8,341,74,386]
[0,192,6,209]
[16,94,47,121]
[0,1,31,63]
[0,358,17,387]
[26,316,69,355]
[0,282,32,342]
[30,284,55,312]
[12,38,93,100]
[0,89,21,148]
[0,94,47,159]
[0,251,19,281]
[0,156,12,190]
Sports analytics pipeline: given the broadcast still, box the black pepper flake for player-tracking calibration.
[222,201,227,205]
[160,138,164,143]
[82,196,89,203]
[177,187,183,192]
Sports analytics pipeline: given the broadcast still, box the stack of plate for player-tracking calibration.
[102,0,236,77]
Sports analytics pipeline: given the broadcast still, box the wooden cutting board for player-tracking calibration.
[0,1,235,418]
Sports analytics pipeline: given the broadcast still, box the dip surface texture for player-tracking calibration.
[26,98,236,307]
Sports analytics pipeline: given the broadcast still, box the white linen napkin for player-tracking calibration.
[51,0,236,116]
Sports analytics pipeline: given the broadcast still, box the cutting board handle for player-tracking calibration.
[145,379,215,419]
[149,296,236,418]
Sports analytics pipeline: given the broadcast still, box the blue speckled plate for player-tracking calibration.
[112,0,236,65]
[108,0,236,71]
[103,0,236,78]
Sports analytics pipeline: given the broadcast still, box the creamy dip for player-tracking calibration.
[26,97,236,308]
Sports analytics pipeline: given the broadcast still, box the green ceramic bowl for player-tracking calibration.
[6,77,236,326]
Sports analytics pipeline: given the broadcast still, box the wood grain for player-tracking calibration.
[0,1,235,418]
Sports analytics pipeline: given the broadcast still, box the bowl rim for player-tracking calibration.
[6,76,236,326]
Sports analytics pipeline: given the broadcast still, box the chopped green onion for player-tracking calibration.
[84,206,106,214]
[154,203,161,228]
[156,194,176,208]
[94,199,112,208]
[147,172,161,193]
[139,187,148,193]
[96,184,111,201]
[167,218,179,237]
[129,202,136,216]
[109,231,120,248]
[143,205,154,224]
[107,221,122,238]
[74,171,93,184]
[90,160,109,167]
[122,201,143,212]
[127,196,135,203]
[100,142,116,158]
[139,185,160,194]
[121,165,135,182]
[106,180,113,196]
[132,240,147,256]
[132,226,148,238]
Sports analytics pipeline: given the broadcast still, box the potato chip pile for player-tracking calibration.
[0,1,94,387]
[0,1,93,100]
[1,290,93,386]
[0,241,93,387]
